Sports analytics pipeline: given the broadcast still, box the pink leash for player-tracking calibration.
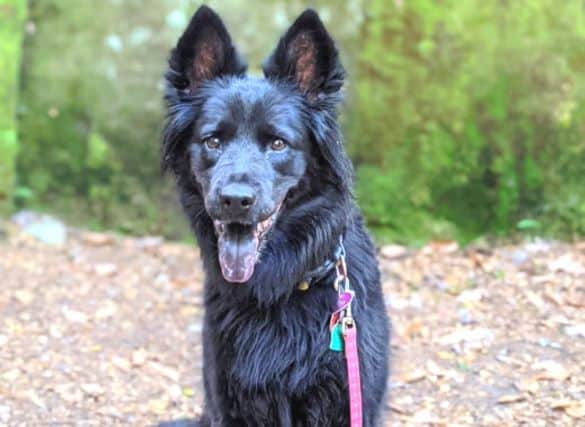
[344,322,363,427]
[328,238,363,427]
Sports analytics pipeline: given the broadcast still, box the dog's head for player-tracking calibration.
[163,6,351,283]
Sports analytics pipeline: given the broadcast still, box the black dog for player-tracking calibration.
[162,6,390,426]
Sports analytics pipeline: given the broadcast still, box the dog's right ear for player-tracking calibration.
[167,6,246,92]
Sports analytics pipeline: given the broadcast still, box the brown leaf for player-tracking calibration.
[95,300,118,320]
[82,232,114,246]
[62,306,88,324]
[497,394,526,404]
[566,284,585,308]
[532,360,571,381]
[566,405,585,419]
[94,263,118,277]
[400,368,426,383]
[147,361,180,382]
[389,403,411,415]
[131,348,149,366]
[147,398,170,415]
[111,356,131,372]
[80,383,105,397]
[551,400,585,419]
[13,289,34,305]
[2,368,21,382]
[515,378,539,394]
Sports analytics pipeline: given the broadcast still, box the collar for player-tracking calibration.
[297,238,344,291]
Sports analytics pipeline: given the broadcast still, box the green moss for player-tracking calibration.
[351,0,585,242]
[0,0,27,215]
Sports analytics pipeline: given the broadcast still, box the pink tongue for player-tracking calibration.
[218,232,259,283]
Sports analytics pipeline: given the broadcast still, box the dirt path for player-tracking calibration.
[1,225,584,426]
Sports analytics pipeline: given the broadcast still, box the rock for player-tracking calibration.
[11,211,67,245]
[135,236,164,251]
[511,250,529,266]
[457,308,474,325]
[564,324,585,338]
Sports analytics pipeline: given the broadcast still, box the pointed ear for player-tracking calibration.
[263,9,344,99]
[167,6,246,92]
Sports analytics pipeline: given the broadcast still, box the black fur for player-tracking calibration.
[162,6,390,426]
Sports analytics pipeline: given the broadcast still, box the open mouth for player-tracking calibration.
[214,208,280,283]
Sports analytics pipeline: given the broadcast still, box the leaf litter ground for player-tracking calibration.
[1,225,583,426]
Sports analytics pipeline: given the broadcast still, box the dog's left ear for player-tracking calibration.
[263,9,344,100]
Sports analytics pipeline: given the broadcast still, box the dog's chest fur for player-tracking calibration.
[205,282,343,392]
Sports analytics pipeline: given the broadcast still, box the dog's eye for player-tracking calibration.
[203,136,221,150]
[270,138,287,151]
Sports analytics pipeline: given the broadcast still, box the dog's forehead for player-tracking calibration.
[199,77,305,132]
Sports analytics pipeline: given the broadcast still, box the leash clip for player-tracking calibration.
[334,237,350,293]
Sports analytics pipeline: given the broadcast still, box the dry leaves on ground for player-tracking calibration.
[0,223,584,426]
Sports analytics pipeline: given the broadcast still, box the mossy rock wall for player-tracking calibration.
[0,0,26,215]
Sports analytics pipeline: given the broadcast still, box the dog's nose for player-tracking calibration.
[219,183,256,217]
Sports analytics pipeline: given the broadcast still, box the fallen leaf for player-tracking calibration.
[82,232,114,246]
[182,387,195,398]
[436,351,455,360]
[566,285,585,308]
[148,361,180,382]
[80,383,105,397]
[402,318,425,339]
[111,356,131,372]
[425,360,444,377]
[147,398,169,415]
[533,360,570,381]
[13,290,34,305]
[525,290,545,310]
[439,327,495,349]
[400,368,426,383]
[550,399,580,410]
[551,399,585,418]
[549,254,585,275]
[94,263,118,277]
[422,240,459,255]
[515,378,539,394]
[95,300,118,320]
[132,348,148,366]
[497,394,526,404]
[389,403,411,415]
[566,405,585,419]
[2,369,20,382]
[62,306,88,323]
[27,390,46,409]
[380,245,408,260]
